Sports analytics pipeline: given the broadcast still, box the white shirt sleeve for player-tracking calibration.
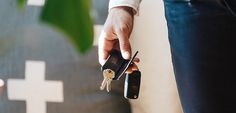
[109,0,142,15]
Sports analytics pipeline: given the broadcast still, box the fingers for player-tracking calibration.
[98,31,114,65]
[133,58,140,63]
[116,30,132,60]
[98,6,134,65]
[126,58,140,74]
[98,29,132,65]
[126,63,139,74]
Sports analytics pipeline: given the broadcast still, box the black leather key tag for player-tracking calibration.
[101,50,138,80]
[124,71,141,99]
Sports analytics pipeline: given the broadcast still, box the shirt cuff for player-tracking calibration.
[109,0,141,15]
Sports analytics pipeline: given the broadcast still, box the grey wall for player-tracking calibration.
[0,0,131,113]
[92,0,109,25]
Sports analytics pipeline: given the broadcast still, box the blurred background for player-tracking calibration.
[0,0,183,113]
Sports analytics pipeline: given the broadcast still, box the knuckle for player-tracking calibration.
[115,24,129,34]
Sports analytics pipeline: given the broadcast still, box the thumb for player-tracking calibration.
[117,31,132,59]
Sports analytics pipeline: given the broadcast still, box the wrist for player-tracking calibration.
[110,6,134,16]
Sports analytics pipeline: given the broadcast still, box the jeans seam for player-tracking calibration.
[219,0,236,17]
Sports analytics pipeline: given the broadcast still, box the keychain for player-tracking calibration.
[100,50,141,99]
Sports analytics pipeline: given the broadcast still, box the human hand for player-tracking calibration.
[98,6,139,73]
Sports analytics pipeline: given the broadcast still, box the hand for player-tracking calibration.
[98,6,139,73]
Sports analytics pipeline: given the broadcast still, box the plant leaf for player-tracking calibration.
[40,0,94,53]
[17,0,25,9]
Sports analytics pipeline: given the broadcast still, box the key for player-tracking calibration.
[106,78,112,92]
[100,69,115,92]
[100,69,112,90]
[100,50,142,98]
[100,76,108,91]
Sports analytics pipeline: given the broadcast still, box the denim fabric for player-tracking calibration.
[164,0,236,113]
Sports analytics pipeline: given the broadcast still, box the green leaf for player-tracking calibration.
[17,0,26,9]
[40,0,94,53]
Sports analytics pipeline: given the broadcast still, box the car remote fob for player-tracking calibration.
[124,71,141,99]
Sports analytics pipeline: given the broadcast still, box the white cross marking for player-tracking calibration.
[27,0,45,6]
[8,61,64,113]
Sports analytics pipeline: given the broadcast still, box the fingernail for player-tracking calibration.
[123,51,130,59]
[99,58,106,66]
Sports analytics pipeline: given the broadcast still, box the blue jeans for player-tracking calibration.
[164,0,236,113]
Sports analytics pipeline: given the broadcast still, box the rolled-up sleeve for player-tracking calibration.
[109,0,142,15]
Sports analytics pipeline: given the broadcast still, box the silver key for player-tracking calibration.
[100,69,115,92]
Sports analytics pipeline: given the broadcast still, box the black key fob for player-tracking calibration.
[124,71,141,99]
[101,50,138,80]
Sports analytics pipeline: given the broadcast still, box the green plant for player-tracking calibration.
[18,0,94,53]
